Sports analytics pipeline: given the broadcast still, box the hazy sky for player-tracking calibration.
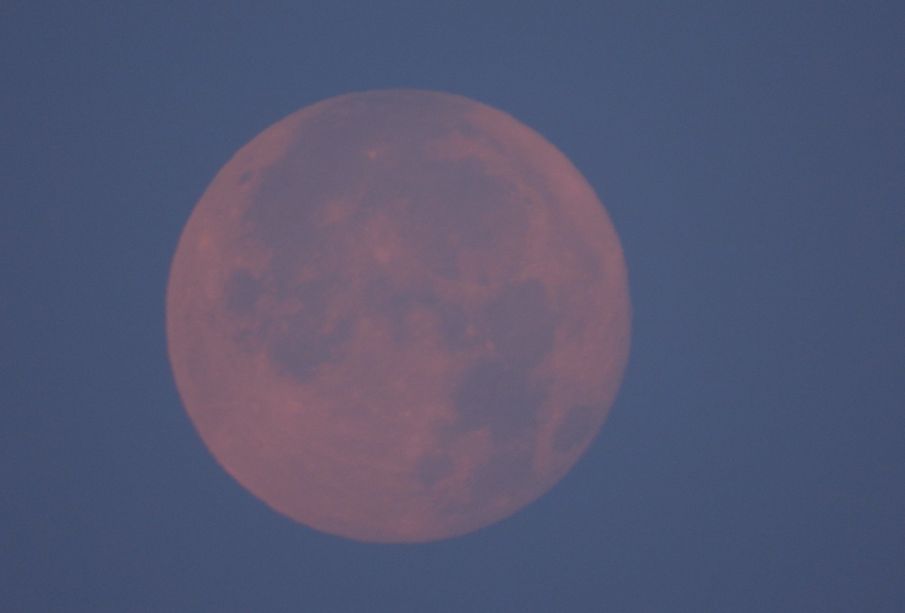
[3,3,904,612]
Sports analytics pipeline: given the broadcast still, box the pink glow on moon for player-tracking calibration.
[166,90,630,542]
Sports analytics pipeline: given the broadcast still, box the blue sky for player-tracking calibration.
[3,3,904,611]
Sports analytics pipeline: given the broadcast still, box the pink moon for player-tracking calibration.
[166,90,631,542]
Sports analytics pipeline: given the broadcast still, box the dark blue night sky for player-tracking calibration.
[3,3,904,611]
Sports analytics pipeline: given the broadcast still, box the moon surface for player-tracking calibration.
[166,90,631,543]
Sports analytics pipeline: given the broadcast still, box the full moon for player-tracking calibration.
[166,90,630,542]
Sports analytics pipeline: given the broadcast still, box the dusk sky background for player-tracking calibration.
[3,3,904,611]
